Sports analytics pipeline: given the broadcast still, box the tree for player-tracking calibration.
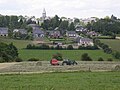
[52,53,63,61]
[67,45,74,50]
[68,22,75,31]
[81,53,92,61]
[59,20,68,30]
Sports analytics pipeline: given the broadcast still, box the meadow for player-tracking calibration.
[0,37,115,61]
[19,49,113,61]
[0,72,120,90]
[100,39,120,52]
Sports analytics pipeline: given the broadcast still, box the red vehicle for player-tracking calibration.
[50,59,59,65]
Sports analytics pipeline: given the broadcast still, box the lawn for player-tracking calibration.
[19,50,113,61]
[100,39,120,52]
[0,72,120,90]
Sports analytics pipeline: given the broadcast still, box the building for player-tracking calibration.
[66,31,77,37]
[0,28,8,37]
[13,29,27,35]
[42,8,46,21]
[76,37,94,46]
[33,29,45,38]
[47,30,61,38]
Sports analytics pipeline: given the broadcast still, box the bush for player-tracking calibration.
[67,45,73,50]
[107,58,113,61]
[52,53,63,61]
[81,53,92,61]
[15,57,23,62]
[28,58,39,61]
[98,57,104,61]
[112,51,120,59]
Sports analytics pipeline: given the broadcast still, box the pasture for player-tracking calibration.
[0,37,115,61]
[0,72,120,90]
[100,39,120,52]
[19,50,113,61]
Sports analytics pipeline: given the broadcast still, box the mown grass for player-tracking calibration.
[0,72,120,90]
[100,39,120,52]
[19,50,113,61]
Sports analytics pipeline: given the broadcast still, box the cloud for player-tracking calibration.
[0,0,120,18]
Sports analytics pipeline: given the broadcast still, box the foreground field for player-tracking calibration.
[0,72,120,90]
[100,39,120,52]
[19,50,113,61]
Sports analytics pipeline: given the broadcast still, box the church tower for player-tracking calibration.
[42,8,46,21]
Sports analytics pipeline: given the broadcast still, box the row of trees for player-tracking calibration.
[94,39,120,59]
[86,16,120,34]
[41,15,75,32]
[0,42,19,62]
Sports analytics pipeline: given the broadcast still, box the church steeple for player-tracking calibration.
[42,8,46,20]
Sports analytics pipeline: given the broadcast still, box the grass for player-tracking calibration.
[0,37,115,61]
[116,34,120,37]
[100,39,120,52]
[0,72,120,90]
[19,50,113,61]
[0,37,31,49]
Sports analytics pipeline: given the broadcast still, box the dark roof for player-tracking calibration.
[47,30,60,35]
[0,27,8,34]
[66,31,76,34]
[33,29,44,34]
[76,37,93,42]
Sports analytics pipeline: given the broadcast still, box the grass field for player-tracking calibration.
[19,50,113,61]
[0,72,120,90]
[0,37,31,49]
[100,39,120,52]
[0,37,116,61]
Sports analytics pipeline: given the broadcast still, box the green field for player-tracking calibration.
[0,37,115,61]
[100,39,120,52]
[0,37,31,49]
[19,50,113,61]
[0,72,120,90]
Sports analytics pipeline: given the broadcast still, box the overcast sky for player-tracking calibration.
[0,0,120,18]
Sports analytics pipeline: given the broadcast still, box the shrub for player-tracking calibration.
[107,58,113,61]
[28,58,39,61]
[81,53,92,61]
[67,45,73,50]
[98,57,104,61]
[15,57,23,62]
[52,53,63,61]
[112,51,120,59]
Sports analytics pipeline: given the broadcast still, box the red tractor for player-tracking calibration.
[50,59,59,65]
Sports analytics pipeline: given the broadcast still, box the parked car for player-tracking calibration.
[50,59,59,65]
[62,59,78,65]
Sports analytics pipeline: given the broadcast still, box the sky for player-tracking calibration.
[0,0,120,18]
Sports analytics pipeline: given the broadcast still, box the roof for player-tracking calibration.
[13,29,27,34]
[33,29,44,34]
[0,27,8,34]
[66,31,76,34]
[76,37,93,42]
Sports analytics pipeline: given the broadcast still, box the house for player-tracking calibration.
[28,24,40,30]
[66,31,77,37]
[87,31,98,37]
[33,29,45,38]
[47,30,61,38]
[76,37,94,46]
[13,29,27,35]
[0,28,8,37]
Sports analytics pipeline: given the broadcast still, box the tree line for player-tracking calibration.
[86,15,120,35]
